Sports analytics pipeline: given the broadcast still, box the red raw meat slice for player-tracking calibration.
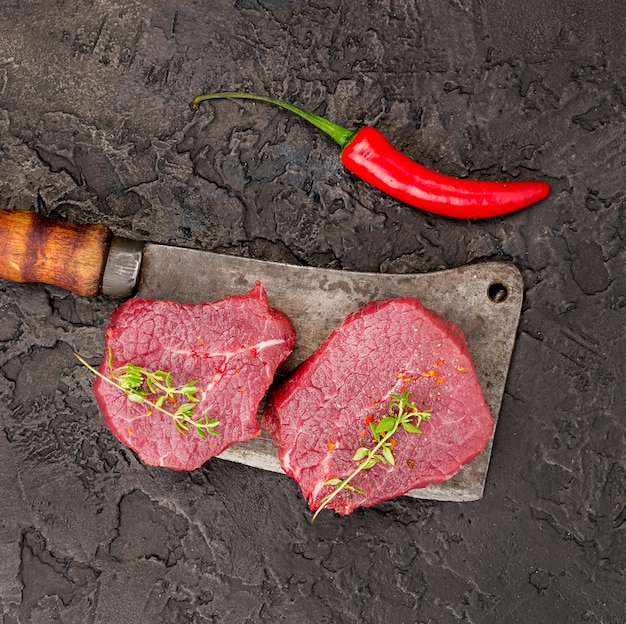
[93,282,295,470]
[262,297,493,515]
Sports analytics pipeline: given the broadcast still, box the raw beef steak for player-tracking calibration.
[93,282,295,470]
[262,297,493,515]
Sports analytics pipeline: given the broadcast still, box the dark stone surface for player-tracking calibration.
[0,1,624,622]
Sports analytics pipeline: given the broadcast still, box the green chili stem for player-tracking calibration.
[191,91,357,149]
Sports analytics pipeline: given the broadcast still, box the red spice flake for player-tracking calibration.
[388,438,397,449]
[437,358,445,366]
[127,427,133,436]
[422,369,440,378]
[397,371,404,378]
[236,386,246,392]
[196,337,206,347]
[357,429,367,439]
[456,366,465,372]
[327,441,335,451]
[364,414,374,426]
[406,459,415,470]
[402,374,414,382]
[435,377,446,385]
[145,409,153,417]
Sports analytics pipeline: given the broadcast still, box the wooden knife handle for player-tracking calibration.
[0,209,112,296]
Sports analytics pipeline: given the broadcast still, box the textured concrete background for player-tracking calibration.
[0,1,624,622]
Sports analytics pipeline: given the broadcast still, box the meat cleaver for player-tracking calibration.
[0,208,523,502]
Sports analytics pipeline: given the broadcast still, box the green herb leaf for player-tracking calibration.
[382,445,395,466]
[353,447,370,462]
[402,422,422,434]
[363,456,380,470]
[325,478,343,486]
[74,351,219,441]
[311,390,433,522]
[177,402,198,414]
[374,417,396,434]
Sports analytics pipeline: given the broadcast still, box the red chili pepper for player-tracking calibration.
[191,91,550,219]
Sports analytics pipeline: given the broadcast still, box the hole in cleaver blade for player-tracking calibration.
[137,245,524,503]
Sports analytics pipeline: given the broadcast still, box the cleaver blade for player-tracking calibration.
[0,209,523,501]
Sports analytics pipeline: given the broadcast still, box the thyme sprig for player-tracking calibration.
[75,351,220,439]
[312,390,431,521]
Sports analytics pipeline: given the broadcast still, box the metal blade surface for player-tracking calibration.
[137,243,524,502]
